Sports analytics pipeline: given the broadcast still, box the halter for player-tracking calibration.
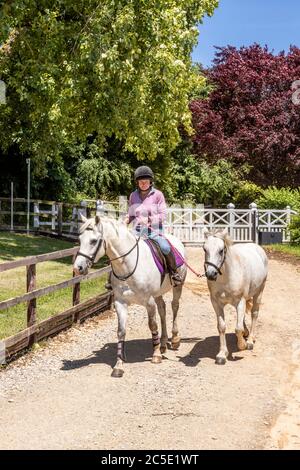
[204,245,227,277]
[76,223,140,281]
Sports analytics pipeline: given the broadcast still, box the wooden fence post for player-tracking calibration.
[27,264,36,327]
[33,202,39,229]
[57,203,63,236]
[249,202,258,243]
[227,203,235,238]
[96,199,104,215]
[73,277,80,307]
[51,203,56,231]
[286,205,291,242]
[10,182,14,232]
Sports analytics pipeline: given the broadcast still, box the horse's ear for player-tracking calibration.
[95,214,101,226]
[221,227,228,238]
[79,213,87,223]
[203,227,210,239]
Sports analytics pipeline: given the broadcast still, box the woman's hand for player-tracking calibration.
[138,215,150,226]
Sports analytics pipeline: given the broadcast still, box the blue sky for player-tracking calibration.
[192,0,300,67]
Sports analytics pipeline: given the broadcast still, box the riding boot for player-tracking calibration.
[164,251,183,287]
[105,271,113,291]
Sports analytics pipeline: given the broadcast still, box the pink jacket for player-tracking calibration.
[128,188,167,231]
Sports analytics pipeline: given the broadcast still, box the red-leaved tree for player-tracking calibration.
[190,44,300,187]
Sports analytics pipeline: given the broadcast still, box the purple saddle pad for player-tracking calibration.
[144,239,184,275]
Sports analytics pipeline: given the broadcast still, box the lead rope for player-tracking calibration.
[148,228,206,278]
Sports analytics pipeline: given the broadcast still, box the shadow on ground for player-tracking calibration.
[61,333,243,371]
[178,333,243,366]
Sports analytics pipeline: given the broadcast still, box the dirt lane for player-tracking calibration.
[0,247,299,450]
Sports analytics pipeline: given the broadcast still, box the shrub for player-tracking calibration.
[289,216,300,244]
[233,181,263,207]
[256,187,300,210]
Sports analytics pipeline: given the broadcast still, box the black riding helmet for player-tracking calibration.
[134,166,154,181]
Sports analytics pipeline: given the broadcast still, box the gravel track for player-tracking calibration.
[0,247,299,450]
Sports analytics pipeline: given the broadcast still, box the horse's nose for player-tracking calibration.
[206,268,218,281]
[74,265,83,276]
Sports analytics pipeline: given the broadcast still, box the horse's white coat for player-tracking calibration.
[203,228,268,364]
[74,215,187,376]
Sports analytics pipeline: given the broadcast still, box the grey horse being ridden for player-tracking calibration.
[73,215,187,377]
[203,228,268,364]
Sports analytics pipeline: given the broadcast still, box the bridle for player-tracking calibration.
[76,224,140,281]
[204,245,227,277]
[77,227,105,266]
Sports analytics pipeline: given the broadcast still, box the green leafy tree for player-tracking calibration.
[0,0,218,180]
[169,139,247,205]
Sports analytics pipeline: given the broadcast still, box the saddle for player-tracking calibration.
[144,238,184,285]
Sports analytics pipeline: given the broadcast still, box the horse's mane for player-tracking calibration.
[79,216,125,235]
[79,218,95,233]
[207,229,233,249]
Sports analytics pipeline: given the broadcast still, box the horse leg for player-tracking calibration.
[155,296,168,354]
[171,284,183,350]
[111,299,128,378]
[146,298,162,364]
[243,299,252,339]
[247,284,265,350]
[211,298,228,364]
[235,298,247,351]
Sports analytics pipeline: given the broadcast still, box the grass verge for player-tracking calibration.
[0,232,107,339]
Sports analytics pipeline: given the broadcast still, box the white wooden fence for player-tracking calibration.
[164,203,296,244]
[0,198,297,244]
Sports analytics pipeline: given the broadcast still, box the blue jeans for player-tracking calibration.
[135,227,171,255]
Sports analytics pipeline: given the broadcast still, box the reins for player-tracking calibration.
[110,236,140,281]
[76,224,141,281]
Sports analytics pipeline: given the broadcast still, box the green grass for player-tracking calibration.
[0,232,108,339]
[265,243,300,259]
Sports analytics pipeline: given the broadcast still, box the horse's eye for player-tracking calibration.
[90,239,97,246]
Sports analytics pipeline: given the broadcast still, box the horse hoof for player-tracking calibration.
[246,342,254,350]
[171,341,181,351]
[215,357,226,365]
[151,356,162,364]
[111,368,124,378]
[160,346,167,354]
[237,341,247,351]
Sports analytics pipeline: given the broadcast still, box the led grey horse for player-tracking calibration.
[203,228,268,364]
[73,215,187,377]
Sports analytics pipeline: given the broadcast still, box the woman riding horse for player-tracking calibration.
[106,165,183,288]
[74,167,187,376]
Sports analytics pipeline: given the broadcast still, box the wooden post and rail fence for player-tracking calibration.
[0,247,112,362]
[0,197,120,236]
